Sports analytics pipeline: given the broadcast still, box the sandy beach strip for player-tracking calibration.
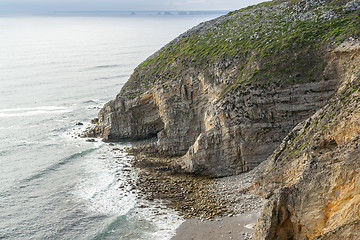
[172,212,259,240]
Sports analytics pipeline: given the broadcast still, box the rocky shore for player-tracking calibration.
[125,38,360,240]
[210,162,267,216]
[86,0,360,238]
[132,153,266,220]
[130,152,267,239]
[132,154,230,220]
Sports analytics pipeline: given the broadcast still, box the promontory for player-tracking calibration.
[85,0,360,239]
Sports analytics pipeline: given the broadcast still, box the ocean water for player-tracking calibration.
[0,14,222,239]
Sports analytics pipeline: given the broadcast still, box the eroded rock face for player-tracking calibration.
[92,70,215,158]
[87,57,342,177]
[182,79,339,176]
[98,93,165,141]
[85,1,358,177]
[254,41,360,240]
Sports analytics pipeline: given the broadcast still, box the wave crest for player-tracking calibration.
[0,106,72,118]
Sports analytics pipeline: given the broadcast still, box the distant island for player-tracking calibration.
[50,10,229,16]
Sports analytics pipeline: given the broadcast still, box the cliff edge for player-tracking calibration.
[254,39,360,240]
[85,0,360,177]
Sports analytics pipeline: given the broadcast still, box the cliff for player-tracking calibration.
[254,39,360,239]
[86,0,360,177]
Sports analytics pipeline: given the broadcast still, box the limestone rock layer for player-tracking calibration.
[86,0,359,177]
[254,41,360,240]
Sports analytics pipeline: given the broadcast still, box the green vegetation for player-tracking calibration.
[123,0,360,98]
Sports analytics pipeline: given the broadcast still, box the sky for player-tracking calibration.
[0,0,267,13]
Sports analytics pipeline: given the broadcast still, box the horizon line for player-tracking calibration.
[0,10,229,16]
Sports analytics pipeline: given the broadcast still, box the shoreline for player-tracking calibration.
[130,153,267,239]
[172,213,259,240]
[132,154,232,220]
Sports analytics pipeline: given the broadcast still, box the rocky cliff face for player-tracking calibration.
[86,0,360,177]
[254,40,360,239]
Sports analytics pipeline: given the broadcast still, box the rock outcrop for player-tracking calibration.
[86,0,359,177]
[254,40,360,240]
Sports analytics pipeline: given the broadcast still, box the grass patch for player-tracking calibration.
[122,0,360,98]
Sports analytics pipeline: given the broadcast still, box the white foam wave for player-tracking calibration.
[74,145,136,216]
[134,200,184,240]
[0,106,72,118]
[83,99,102,104]
[0,106,68,112]
[74,144,183,239]
[0,125,15,130]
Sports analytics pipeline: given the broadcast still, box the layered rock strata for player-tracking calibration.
[254,41,360,240]
[85,0,359,177]
[84,1,360,238]
[87,63,341,177]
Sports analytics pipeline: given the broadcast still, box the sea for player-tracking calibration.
[0,12,224,240]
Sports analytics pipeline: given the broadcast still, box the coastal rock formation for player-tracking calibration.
[254,40,360,240]
[86,0,359,177]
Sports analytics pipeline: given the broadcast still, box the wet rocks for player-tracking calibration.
[91,118,99,124]
[86,138,96,142]
[133,154,233,219]
[132,152,268,223]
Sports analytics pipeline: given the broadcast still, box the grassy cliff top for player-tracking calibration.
[121,0,360,99]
